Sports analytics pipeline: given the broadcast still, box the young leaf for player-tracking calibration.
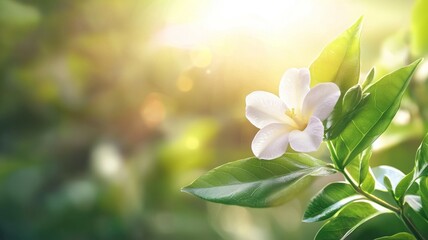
[346,152,375,193]
[325,92,370,140]
[415,132,428,179]
[345,149,375,193]
[334,60,422,168]
[303,182,363,222]
[395,170,415,203]
[362,67,375,90]
[359,148,371,185]
[315,201,386,240]
[372,166,405,192]
[411,0,428,56]
[342,85,363,114]
[310,17,361,92]
[182,153,334,208]
[375,232,416,240]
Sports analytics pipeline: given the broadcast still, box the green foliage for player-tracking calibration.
[411,0,428,56]
[346,149,375,193]
[415,133,428,178]
[182,153,334,208]
[362,68,375,90]
[333,60,421,168]
[341,85,363,114]
[420,177,428,218]
[315,201,386,240]
[303,182,363,222]
[395,170,416,202]
[310,17,361,92]
[375,232,416,240]
[184,16,428,239]
[403,200,428,237]
[310,17,363,141]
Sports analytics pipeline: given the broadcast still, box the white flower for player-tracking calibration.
[246,68,340,160]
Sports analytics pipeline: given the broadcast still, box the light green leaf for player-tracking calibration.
[334,60,422,168]
[411,0,428,56]
[303,182,363,222]
[375,232,416,240]
[310,17,361,92]
[315,201,386,240]
[182,153,334,208]
[362,68,376,90]
[372,166,405,192]
[415,133,428,179]
[342,85,363,114]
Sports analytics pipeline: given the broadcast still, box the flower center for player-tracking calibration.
[285,108,307,130]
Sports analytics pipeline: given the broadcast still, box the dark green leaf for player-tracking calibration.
[303,182,363,222]
[182,153,334,208]
[415,133,428,178]
[334,60,422,168]
[310,17,361,92]
[315,201,385,240]
[375,232,416,240]
[420,177,428,218]
[411,0,428,56]
[403,200,428,237]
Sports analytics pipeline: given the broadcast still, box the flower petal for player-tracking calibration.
[246,91,294,129]
[302,83,340,121]
[251,123,291,160]
[289,117,324,152]
[279,68,310,111]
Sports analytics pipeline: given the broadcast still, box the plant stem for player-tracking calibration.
[401,213,425,240]
[326,140,424,238]
[341,169,400,213]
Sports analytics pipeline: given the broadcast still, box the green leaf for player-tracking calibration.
[396,170,415,203]
[403,200,428,237]
[333,60,422,168]
[411,0,428,56]
[415,133,428,179]
[325,92,370,140]
[359,148,371,185]
[362,68,376,90]
[303,182,363,222]
[315,201,386,240]
[310,17,361,92]
[420,177,428,218]
[372,166,405,192]
[375,232,416,240]
[182,153,334,208]
[346,149,375,193]
[342,85,363,114]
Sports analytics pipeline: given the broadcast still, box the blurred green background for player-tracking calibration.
[1,0,428,239]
